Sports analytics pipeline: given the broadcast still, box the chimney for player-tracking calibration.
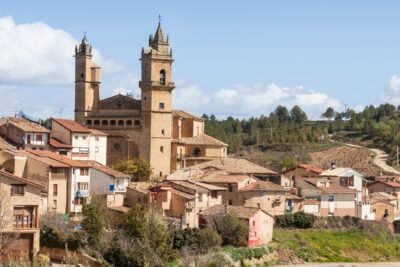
[330,162,336,169]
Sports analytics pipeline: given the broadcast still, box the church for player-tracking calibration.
[73,21,228,179]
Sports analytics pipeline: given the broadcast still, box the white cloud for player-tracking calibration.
[0,16,138,118]
[173,82,341,119]
[381,74,400,105]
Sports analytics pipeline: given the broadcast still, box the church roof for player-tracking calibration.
[99,94,141,110]
[172,110,205,121]
[181,134,227,147]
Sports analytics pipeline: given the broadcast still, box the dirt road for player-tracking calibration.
[329,140,400,175]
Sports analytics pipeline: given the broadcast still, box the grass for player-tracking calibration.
[268,228,400,264]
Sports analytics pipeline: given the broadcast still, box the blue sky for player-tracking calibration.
[1,1,400,119]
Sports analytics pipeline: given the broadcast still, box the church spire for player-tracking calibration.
[75,32,92,56]
[149,15,168,47]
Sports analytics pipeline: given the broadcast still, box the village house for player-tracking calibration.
[199,205,274,247]
[51,118,107,165]
[319,167,364,201]
[319,185,357,217]
[285,193,304,214]
[168,158,279,181]
[0,170,45,262]
[368,192,400,222]
[368,178,400,197]
[294,177,331,198]
[283,163,324,180]
[126,180,225,228]
[237,181,288,216]
[0,117,50,150]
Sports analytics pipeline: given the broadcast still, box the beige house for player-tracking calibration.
[73,22,227,179]
[126,180,225,228]
[0,170,44,262]
[286,193,304,214]
[200,205,274,247]
[0,117,50,150]
[237,181,288,216]
[368,192,400,222]
[319,185,357,217]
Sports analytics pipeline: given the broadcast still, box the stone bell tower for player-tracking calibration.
[139,19,175,178]
[74,35,100,124]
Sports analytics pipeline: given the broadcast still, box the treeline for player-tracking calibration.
[203,103,400,154]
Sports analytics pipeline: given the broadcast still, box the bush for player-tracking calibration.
[40,225,83,251]
[171,227,222,252]
[217,246,268,262]
[275,212,316,229]
[394,220,400,233]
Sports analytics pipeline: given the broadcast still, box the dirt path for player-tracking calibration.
[333,140,400,175]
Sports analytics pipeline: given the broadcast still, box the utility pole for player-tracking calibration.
[270,127,273,139]
[397,145,399,167]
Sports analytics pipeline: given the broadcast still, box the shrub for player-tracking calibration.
[40,225,83,251]
[394,220,400,234]
[214,213,249,247]
[217,246,268,262]
[275,212,316,229]
[171,227,222,252]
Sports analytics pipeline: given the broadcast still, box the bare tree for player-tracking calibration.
[0,188,17,257]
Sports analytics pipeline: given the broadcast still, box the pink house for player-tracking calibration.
[200,205,274,247]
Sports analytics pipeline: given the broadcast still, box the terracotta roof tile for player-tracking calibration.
[172,110,204,121]
[286,193,303,200]
[201,205,271,219]
[284,164,324,175]
[239,180,287,192]
[52,118,91,133]
[49,138,72,149]
[181,134,227,147]
[319,184,357,194]
[0,169,46,191]
[26,150,88,168]
[200,173,253,183]
[0,117,50,133]
[85,161,129,178]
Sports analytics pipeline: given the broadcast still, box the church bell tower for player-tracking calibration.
[74,35,100,124]
[139,19,175,178]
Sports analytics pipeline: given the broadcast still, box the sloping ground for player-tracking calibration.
[309,146,381,176]
[266,229,400,265]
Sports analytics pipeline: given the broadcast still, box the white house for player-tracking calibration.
[51,118,107,165]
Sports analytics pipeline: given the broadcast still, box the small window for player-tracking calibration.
[118,120,124,126]
[161,129,165,135]
[53,199,57,209]
[134,120,141,126]
[253,220,255,227]
[86,120,92,125]
[80,73,84,78]
[95,137,99,141]
[102,120,108,126]
[228,199,233,205]
[160,146,164,153]
[159,171,163,177]
[126,120,132,126]
[159,102,165,110]
[53,184,58,196]
[228,184,233,192]
[328,195,334,202]
[94,120,100,125]
[114,143,121,150]
[80,168,89,176]
[193,147,201,157]
[11,185,25,196]
[160,69,166,85]
[36,134,43,142]
[257,203,261,208]
[74,135,78,140]
[211,191,217,199]
[78,182,89,190]
[198,193,203,202]
[82,136,87,140]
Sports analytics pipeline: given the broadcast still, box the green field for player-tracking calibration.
[268,228,400,265]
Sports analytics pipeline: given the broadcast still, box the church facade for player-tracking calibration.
[74,22,227,179]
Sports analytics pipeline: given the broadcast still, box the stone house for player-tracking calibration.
[367,179,400,196]
[283,163,324,180]
[0,170,45,262]
[0,117,50,150]
[368,192,400,222]
[199,205,274,247]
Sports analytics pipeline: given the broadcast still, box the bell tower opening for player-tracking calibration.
[160,69,166,85]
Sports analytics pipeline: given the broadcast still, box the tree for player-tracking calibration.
[82,204,104,245]
[322,107,336,120]
[0,189,14,256]
[213,213,249,247]
[274,105,290,123]
[290,105,307,124]
[112,157,152,181]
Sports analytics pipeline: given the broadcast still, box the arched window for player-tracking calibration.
[193,147,201,157]
[160,69,166,85]
[102,120,108,126]
[126,120,132,126]
[118,120,124,126]
[94,120,100,126]
[86,120,92,125]
[110,120,116,126]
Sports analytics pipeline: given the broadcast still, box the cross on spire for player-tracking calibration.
[158,14,162,24]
